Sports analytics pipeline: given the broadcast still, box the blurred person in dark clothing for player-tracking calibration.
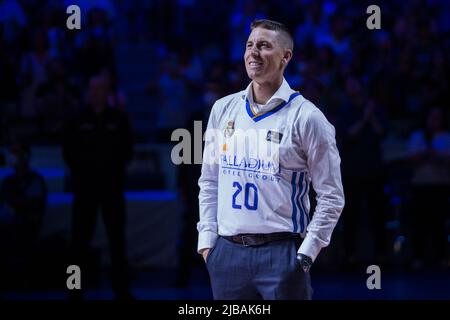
[0,141,47,289]
[74,7,115,80]
[35,58,81,142]
[62,75,134,299]
[175,111,205,288]
[337,76,387,269]
[99,66,127,112]
[0,23,20,113]
[0,0,27,46]
[407,106,450,270]
[0,23,20,143]
[18,28,50,119]
[174,83,218,286]
[0,141,46,243]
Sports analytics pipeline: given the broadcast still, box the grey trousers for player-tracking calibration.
[206,236,313,300]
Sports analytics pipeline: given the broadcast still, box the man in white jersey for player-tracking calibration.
[197,19,345,300]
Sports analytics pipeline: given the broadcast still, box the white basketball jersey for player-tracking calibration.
[198,79,344,261]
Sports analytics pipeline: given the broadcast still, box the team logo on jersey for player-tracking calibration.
[266,130,283,144]
[224,120,235,138]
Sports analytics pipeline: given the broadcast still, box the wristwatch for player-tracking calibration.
[297,253,313,272]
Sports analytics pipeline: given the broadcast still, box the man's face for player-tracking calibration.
[244,27,289,83]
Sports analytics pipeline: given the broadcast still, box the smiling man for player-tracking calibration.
[197,19,345,300]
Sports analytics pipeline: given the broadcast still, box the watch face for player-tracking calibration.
[297,254,312,270]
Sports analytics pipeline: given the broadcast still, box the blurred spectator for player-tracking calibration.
[179,44,204,92]
[0,23,20,141]
[0,0,27,45]
[42,5,69,60]
[175,108,207,287]
[294,0,329,48]
[120,1,154,43]
[146,54,189,131]
[315,13,350,60]
[337,76,388,268]
[99,66,127,111]
[0,141,47,289]
[18,28,50,119]
[62,75,134,299]
[0,141,46,243]
[74,7,115,80]
[63,0,116,22]
[407,106,450,270]
[35,58,81,142]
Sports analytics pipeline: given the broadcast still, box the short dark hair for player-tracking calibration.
[250,19,294,50]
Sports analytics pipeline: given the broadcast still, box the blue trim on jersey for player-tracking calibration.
[245,98,255,119]
[296,172,306,233]
[245,92,301,122]
[301,174,311,232]
[291,172,298,232]
[302,179,310,224]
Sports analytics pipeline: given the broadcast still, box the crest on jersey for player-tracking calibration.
[266,130,283,144]
[224,120,235,138]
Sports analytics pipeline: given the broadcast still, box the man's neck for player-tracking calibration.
[251,77,283,105]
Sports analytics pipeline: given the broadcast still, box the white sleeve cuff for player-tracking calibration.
[298,234,323,262]
[197,230,218,253]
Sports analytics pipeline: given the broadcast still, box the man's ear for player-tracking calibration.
[282,49,293,65]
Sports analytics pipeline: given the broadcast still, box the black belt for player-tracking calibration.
[222,232,300,247]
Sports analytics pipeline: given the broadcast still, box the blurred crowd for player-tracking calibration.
[0,0,121,145]
[0,0,447,141]
[0,0,449,295]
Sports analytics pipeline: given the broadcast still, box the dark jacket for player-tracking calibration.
[63,106,133,191]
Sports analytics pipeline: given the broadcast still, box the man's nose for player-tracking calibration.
[249,46,259,56]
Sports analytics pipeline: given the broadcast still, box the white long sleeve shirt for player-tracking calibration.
[197,78,345,262]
